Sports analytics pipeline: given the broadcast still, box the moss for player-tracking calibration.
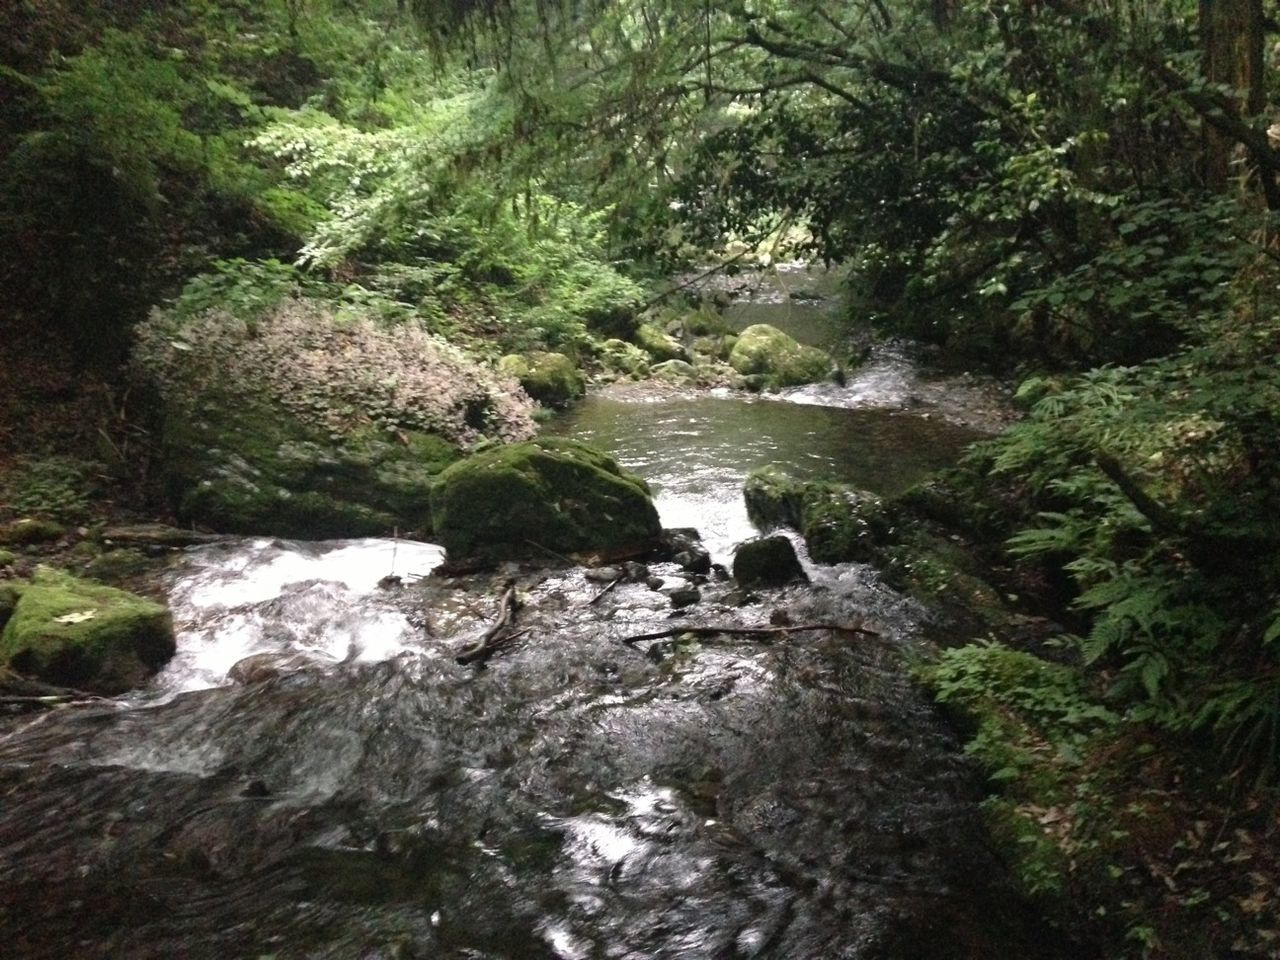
[497,351,585,408]
[634,322,689,363]
[0,566,174,693]
[430,438,661,562]
[732,535,807,587]
[0,549,16,567]
[690,334,736,360]
[0,583,21,633]
[0,518,68,545]
[163,395,457,538]
[83,548,153,584]
[650,359,699,381]
[728,323,830,387]
[598,338,650,378]
[743,467,892,564]
[743,467,807,530]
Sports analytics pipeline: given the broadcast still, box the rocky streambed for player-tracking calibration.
[0,535,1062,959]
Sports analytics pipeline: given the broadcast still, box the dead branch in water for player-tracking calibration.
[455,581,524,665]
[621,622,879,645]
[589,575,624,605]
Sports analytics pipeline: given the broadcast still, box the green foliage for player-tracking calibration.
[981,290,1280,778]
[0,458,100,525]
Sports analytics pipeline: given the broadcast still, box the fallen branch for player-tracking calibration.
[589,575,624,605]
[621,622,879,645]
[455,581,523,664]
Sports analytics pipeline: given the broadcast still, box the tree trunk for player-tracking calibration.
[1200,0,1266,191]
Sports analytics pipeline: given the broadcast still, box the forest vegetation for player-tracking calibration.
[2,0,1280,955]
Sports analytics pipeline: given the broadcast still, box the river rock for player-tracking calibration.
[497,351,585,409]
[133,295,535,540]
[598,338,651,378]
[743,466,807,530]
[430,438,662,564]
[634,322,690,363]
[650,359,699,382]
[732,535,808,587]
[744,467,892,565]
[228,651,315,685]
[0,519,67,546]
[728,324,831,388]
[0,567,175,694]
[665,585,701,608]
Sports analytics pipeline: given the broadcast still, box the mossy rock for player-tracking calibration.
[650,359,699,382]
[634,322,689,363]
[599,338,651,378]
[743,467,808,531]
[744,467,894,565]
[728,324,831,388]
[0,519,67,546]
[732,535,808,587]
[83,548,153,585]
[164,398,460,539]
[497,351,585,409]
[0,567,175,694]
[691,334,737,360]
[0,583,21,632]
[683,306,733,337]
[0,549,16,567]
[430,438,661,563]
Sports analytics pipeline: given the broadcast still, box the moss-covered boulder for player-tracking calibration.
[728,324,831,388]
[430,438,661,563]
[651,359,699,382]
[498,351,585,409]
[598,338,651,378]
[0,519,67,546]
[732,535,808,587]
[744,467,894,565]
[634,322,690,363]
[166,413,461,539]
[691,334,737,361]
[743,467,808,531]
[134,297,536,539]
[0,567,175,694]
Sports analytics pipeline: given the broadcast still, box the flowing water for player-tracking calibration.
[0,270,1062,959]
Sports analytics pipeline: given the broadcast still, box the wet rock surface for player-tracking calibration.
[0,538,1064,959]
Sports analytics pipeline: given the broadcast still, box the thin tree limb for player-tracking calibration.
[622,622,879,645]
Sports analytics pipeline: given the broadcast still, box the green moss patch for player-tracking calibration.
[498,351,585,409]
[0,566,175,694]
[430,438,661,563]
[728,324,830,388]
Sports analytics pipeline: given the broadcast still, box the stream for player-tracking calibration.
[0,269,1061,959]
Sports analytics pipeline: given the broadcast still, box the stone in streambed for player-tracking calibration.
[430,438,661,565]
[665,585,701,609]
[732,535,808,587]
[728,324,830,388]
[634,322,689,363]
[0,567,175,694]
[498,351,585,409]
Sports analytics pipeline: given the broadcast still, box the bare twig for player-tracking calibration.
[621,622,879,645]
[589,575,624,605]
[455,581,523,664]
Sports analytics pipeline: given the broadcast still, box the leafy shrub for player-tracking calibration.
[981,296,1280,779]
[0,457,100,524]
